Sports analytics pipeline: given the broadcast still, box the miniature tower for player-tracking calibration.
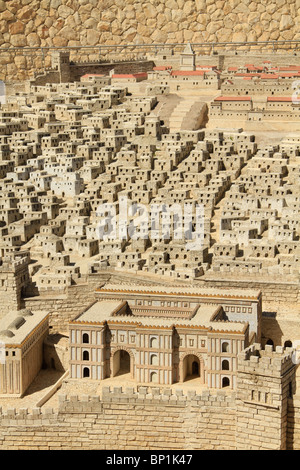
[180,42,195,71]
[0,252,31,319]
[236,343,296,450]
[51,51,71,83]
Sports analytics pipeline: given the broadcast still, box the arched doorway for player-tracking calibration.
[113,349,131,377]
[182,354,201,382]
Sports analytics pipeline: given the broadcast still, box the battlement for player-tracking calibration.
[0,406,58,426]
[238,343,295,377]
[57,386,236,412]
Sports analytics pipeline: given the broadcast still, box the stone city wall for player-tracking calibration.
[1,386,300,450]
[0,387,237,450]
[1,0,300,79]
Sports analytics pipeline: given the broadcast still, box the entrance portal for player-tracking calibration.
[113,350,130,377]
[183,354,201,382]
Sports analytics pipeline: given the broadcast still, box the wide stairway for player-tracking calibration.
[168,98,197,132]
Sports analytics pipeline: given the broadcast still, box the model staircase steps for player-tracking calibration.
[169,99,197,132]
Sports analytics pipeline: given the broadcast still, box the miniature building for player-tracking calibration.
[0,308,49,397]
[69,285,262,389]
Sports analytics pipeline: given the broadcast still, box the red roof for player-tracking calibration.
[267,96,292,102]
[112,73,148,79]
[214,96,252,101]
[171,70,205,76]
[278,72,300,77]
[259,73,279,79]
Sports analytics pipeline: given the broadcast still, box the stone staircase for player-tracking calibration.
[168,98,196,132]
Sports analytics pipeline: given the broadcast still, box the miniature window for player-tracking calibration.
[222,359,230,370]
[222,377,230,388]
[83,350,89,361]
[222,342,229,353]
[82,333,89,344]
[120,335,125,342]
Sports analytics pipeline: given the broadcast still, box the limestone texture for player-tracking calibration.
[0,0,299,50]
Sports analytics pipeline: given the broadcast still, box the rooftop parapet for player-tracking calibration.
[57,386,236,412]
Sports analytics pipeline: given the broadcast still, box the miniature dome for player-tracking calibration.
[0,329,15,338]
[8,316,26,330]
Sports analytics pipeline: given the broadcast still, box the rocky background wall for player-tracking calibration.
[1,0,299,48]
[0,0,300,79]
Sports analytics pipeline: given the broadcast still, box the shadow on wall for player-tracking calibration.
[43,333,69,372]
[261,312,283,348]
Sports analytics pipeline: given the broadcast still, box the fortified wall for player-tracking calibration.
[0,344,299,450]
[1,0,300,80]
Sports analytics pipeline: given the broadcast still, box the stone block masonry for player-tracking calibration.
[1,382,300,450]
[0,387,237,450]
[1,0,300,80]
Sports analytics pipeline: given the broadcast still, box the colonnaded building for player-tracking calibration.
[69,284,261,389]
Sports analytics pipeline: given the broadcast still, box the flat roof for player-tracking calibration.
[96,284,261,300]
[71,300,247,333]
[267,96,292,102]
[0,309,49,346]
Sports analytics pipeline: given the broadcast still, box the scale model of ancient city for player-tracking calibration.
[1,25,300,450]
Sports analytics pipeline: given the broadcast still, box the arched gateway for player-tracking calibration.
[111,347,134,378]
[180,352,205,383]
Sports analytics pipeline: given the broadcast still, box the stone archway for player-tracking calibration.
[110,347,134,379]
[179,351,205,384]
